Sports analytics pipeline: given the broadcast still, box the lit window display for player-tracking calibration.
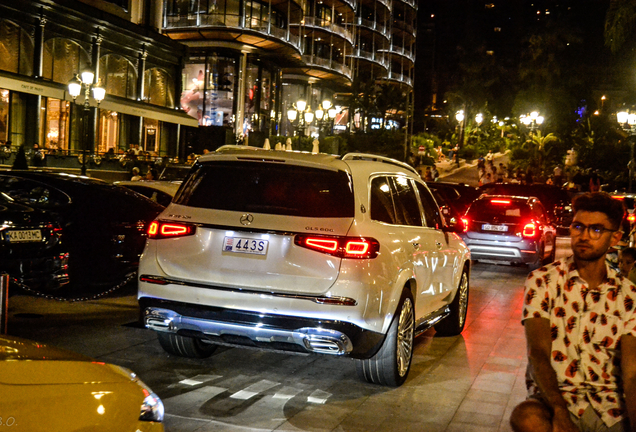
[0,89,8,142]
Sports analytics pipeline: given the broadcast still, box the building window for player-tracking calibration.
[181,56,236,127]
[0,20,33,75]
[42,38,90,85]
[40,97,71,152]
[144,67,175,108]
[0,89,8,142]
[99,54,137,99]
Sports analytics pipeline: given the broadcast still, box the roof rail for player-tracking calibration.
[215,145,264,153]
[342,153,419,176]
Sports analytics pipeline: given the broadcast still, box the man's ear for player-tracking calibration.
[610,230,624,247]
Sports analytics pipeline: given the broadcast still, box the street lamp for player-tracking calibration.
[455,110,465,167]
[315,99,338,141]
[520,111,544,135]
[617,110,636,192]
[68,70,105,176]
[287,99,314,149]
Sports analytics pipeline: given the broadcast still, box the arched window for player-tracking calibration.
[42,38,90,84]
[144,67,175,108]
[99,54,137,99]
[0,20,33,75]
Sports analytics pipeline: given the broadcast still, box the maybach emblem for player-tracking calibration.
[240,214,254,225]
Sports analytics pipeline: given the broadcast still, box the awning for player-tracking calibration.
[0,75,66,99]
[0,73,199,127]
[98,99,199,127]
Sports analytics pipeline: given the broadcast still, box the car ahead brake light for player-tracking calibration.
[628,213,636,223]
[522,221,537,238]
[148,221,196,239]
[491,199,511,205]
[295,235,379,259]
[460,217,469,232]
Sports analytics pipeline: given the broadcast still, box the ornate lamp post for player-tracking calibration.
[68,70,105,176]
[287,99,314,150]
[455,110,465,167]
[617,110,636,192]
[520,111,544,135]
[314,99,337,146]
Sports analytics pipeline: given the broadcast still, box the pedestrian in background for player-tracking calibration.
[130,167,142,181]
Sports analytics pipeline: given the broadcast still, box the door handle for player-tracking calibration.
[436,241,443,250]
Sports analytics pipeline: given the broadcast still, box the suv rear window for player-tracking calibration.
[467,199,531,223]
[175,161,354,217]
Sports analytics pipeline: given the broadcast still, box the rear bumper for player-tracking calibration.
[139,297,385,359]
[465,243,537,264]
[2,253,69,290]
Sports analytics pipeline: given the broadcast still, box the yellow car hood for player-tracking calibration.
[0,336,163,432]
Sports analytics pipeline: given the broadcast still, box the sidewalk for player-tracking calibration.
[418,151,509,180]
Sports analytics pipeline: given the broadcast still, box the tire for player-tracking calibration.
[435,270,469,337]
[528,243,545,271]
[546,240,556,264]
[355,290,414,387]
[157,332,217,358]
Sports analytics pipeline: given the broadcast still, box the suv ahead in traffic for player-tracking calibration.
[479,183,572,234]
[138,147,471,386]
[461,194,557,268]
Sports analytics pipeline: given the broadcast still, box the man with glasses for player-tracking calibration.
[511,192,636,432]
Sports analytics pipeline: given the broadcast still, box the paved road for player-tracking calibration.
[5,234,572,432]
[439,153,511,186]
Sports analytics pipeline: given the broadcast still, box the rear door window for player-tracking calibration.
[416,183,443,229]
[392,176,423,227]
[370,176,397,224]
[175,161,354,218]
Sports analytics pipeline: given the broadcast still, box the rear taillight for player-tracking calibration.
[294,235,379,259]
[460,217,469,232]
[522,221,537,238]
[147,221,196,239]
[628,213,636,223]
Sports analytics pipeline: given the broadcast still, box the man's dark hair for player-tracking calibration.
[572,192,625,229]
[622,247,636,261]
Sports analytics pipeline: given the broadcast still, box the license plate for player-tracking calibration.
[7,229,42,242]
[482,224,508,232]
[223,237,269,255]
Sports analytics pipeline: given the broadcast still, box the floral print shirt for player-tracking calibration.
[523,256,636,427]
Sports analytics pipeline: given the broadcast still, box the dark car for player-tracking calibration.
[0,171,163,293]
[479,183,573,234]
[426,181,481,230]
[0,192,68,291]
[460,194,557,268]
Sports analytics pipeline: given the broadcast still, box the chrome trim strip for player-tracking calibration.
[144,307,354,355]
[139,274,357,306]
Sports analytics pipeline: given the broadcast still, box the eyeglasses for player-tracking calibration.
[570,222,618,240]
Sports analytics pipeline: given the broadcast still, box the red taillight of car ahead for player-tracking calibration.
[147,221,196,239]
[522,221,538,238]
[294,235,380,259]
[628,213,636,223]
[460,217,469,232]
[490,199,511,205]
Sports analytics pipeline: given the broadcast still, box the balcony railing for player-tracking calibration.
[392,19,416,36]
[165,13,301,50]
[347,49,388,67]
[301,55,352,79]
[355,17,388,35]
[387,71,412,85]
[301,16,354,44]
[379,45,415,61]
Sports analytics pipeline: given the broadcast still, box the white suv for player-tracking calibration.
[138,146,471,386]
